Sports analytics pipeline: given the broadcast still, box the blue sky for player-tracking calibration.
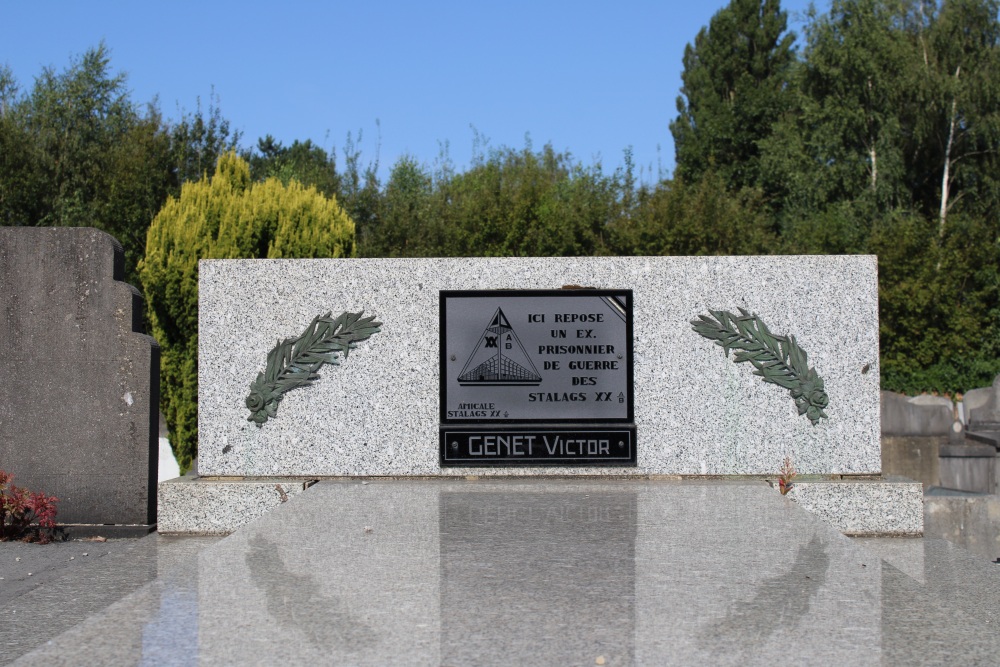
[2,1,816,183]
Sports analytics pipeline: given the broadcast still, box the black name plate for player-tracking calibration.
[440,290,635,466]
[441,426,636,466]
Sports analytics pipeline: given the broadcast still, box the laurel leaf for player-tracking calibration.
[691,309,828,426]
[246,310,382,424]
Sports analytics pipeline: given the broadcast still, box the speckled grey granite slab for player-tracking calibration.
[199,256,880,476]
[781,479,924,535]
[16,480,1000,665]
[156,477,312,534]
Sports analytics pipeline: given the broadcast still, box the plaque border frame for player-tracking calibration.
[439,289,634,425]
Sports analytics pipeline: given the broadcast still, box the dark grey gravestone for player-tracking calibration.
[880,391,954,436]
[880,391,955,489]
[962,376,1000,495]
[0,227,158,530]
[939,442,997,494]
[967,374,1000,430]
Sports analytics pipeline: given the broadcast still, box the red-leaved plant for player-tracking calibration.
[0,470,58,543]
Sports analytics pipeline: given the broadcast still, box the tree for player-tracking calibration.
[671,0,797,191]
[0,44,173,281]
[767,0,914,221]
[164,90,242,189]
[140,152,356,472]
[434,144,620,257]
[0,45,243,288]
[361,155,440,257]
[748,0,1000,395]
[914,0,1000,232]
[610,172,776,256]
[357,144,625,258]
[872,210,1000,393]
[0,66,45,228]
[249,136,341,198]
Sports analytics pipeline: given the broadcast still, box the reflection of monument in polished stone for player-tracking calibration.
[18,480,1000,663]
[440,488,636,664]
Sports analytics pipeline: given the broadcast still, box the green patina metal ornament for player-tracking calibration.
[246,311,381,425]
[691,308,829,426]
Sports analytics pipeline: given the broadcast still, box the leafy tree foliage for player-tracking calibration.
[0,45,240,286]
[764,0,913,219]
[914,0,1000,230]
[140,153,355,471]
[0,66,43,229]
[438,145,619,257]
[249,135,341,198]
[674,0,1000,393]
[785,0,1000,392]
[164,91,242,189]
[0,45,172,280]
[360,144,632,258]
[671,0,797,191]
[364,156,440,256]
[872,211,1000,392]
[610,172,775,256]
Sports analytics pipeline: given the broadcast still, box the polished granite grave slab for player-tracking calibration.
[18,480,1000,665]
[1,534,220,665]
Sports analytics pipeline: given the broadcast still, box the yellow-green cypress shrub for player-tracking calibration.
[139,152,355,472]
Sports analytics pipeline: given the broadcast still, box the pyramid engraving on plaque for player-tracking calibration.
[458,308,542,385]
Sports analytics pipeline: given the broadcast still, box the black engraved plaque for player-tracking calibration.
[440,290,635,466]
